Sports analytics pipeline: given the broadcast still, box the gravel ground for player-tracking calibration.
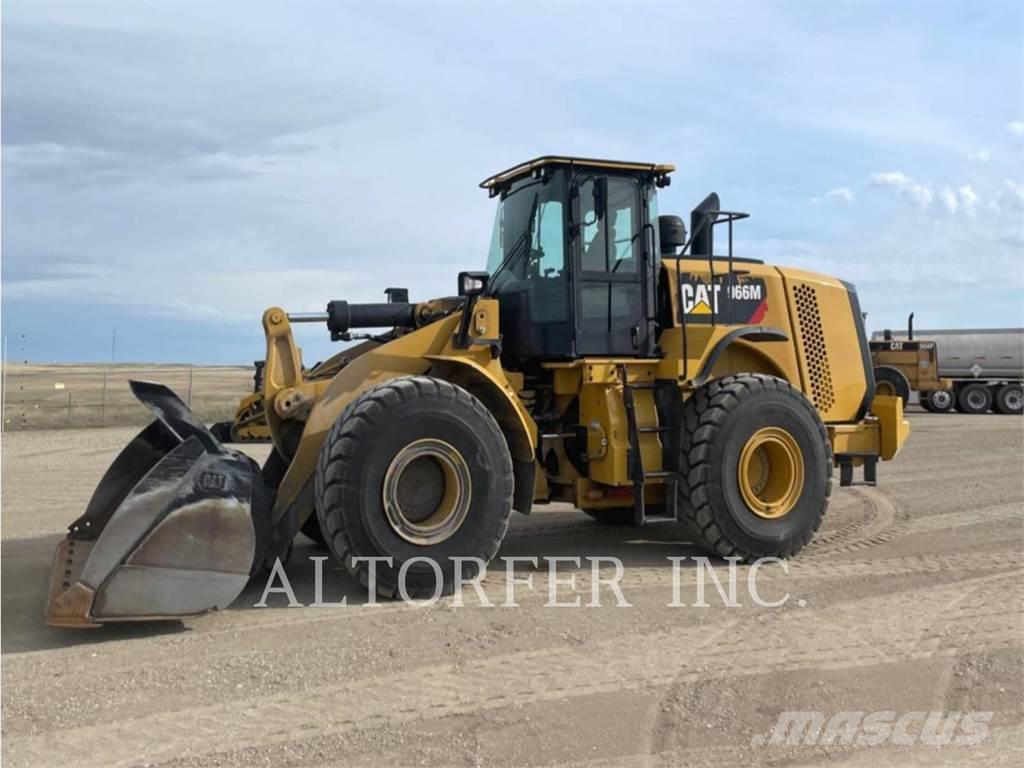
[2,412,1022,767]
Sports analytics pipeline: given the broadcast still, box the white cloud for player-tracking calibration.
[870,173,987,217]
[968,148,992,162]
[811,186,854,204]
[870,171,911,186]
[1008,120,1024,137]
[957,184,979,216]
[996,180,1024,212]
[870,171,935,209]
[940,186,959,214]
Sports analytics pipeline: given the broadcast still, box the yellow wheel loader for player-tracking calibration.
[869,313,954,410]
[45,156,910,627]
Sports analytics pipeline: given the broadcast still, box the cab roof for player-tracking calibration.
[479,155,675,193]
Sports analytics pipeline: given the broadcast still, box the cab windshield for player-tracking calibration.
[485,170,565,293]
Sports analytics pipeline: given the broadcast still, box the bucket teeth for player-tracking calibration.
[45,539,99,628]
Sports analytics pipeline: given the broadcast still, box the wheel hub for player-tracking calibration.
[383,439,471,545]
[1005,389,1023,411]
[738,427,804,520]
[931,390,952,409]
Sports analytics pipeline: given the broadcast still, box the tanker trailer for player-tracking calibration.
[871,322,1023,414]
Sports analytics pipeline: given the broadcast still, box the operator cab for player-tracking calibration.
[480,156,674,364]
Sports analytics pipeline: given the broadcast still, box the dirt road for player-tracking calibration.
[2,414,1022,766]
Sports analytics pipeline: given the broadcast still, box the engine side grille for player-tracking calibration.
[793,284,835,412]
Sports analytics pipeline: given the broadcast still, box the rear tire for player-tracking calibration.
[315,376,514,598]
[993,384,1023,415]
[956,383,992,414]
[678,374,831,560]
[873,365,911,407]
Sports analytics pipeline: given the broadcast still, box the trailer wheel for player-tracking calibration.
[677,374,831,560]
[994,384,1023,415]
[873,365,911,407]
[924,389,954,413]
[315,376,514,598]
[956,383,992,414]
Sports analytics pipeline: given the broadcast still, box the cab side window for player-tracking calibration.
[579,178,639,274]
[531,200,565,278]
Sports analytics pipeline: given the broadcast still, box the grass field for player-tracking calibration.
[0,363,254,430]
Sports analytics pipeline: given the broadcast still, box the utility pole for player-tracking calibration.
[1,335,7,432]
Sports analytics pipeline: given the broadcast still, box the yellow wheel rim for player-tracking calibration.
[875,381,895,396]
[382,438,472,545]
[737,427,804,520]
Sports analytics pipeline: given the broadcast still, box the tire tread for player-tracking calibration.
[677,373,832,561]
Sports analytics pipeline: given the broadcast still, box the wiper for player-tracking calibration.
[485,192,539,295]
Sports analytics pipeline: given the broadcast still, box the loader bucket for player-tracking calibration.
[45,381,273,628]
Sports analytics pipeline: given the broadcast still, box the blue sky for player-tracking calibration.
[2,0,1022,364]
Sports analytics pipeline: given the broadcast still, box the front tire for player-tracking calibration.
[315,376,514,598]
[678,374,831,560]
[956,382,992,414]
[873,365,911,407]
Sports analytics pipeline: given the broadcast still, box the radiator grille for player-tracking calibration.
[793,284,835,411]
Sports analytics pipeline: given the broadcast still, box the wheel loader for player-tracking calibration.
[870,313,953,410]
[45,156,910,627]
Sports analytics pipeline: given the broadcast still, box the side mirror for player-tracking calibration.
[658,215,687,255]
[458,271,490,297]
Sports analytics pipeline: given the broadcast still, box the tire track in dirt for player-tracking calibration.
[906,504,1022,534]
[6,572,1020,768]
[645,566,1020,757]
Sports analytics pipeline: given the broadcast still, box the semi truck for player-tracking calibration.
[871,317,1023,414]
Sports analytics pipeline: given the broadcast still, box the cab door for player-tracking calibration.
[572,174,652,356]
